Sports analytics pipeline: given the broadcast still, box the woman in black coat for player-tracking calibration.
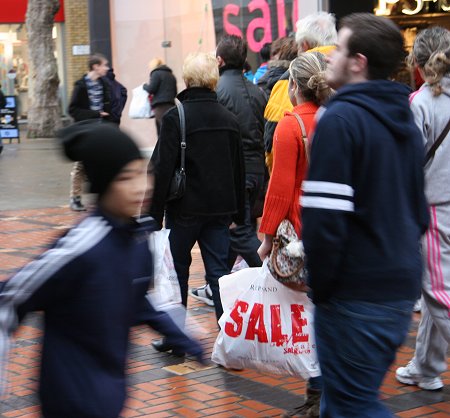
[143,58,177,136]
[148,52,245,353]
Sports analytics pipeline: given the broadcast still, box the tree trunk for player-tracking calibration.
[26,0,62,138]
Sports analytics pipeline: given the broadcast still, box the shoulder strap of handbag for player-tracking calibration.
[424,118,450,166]
[175,99,186,171]
[292,113,310,165]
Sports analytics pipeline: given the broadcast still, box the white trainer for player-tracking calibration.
[189,284,214,306]
[396,361,443,391]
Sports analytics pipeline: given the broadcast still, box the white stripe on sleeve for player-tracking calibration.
[302,181,354,197]
[301,196,354,212]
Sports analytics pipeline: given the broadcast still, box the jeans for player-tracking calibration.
[315,299,414,418]
[229,172,264,268]
[165,213,231,321]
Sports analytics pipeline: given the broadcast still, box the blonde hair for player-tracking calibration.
[182,52,219,90]
[409,27,450,96]
[149,57,164,71]
[289,52,333,106]
[425,49,450,95]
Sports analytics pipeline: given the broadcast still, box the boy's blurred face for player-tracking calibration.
[93,59,109,78]
[100,159,153,220]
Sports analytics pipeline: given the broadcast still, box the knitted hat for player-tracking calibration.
[58,121,143,196]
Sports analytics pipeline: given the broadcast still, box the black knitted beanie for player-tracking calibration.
[58,120,142,196]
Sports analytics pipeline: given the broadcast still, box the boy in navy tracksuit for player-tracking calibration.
[0,122,203,418]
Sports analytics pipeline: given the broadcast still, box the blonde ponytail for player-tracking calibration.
[424,49,450,96]
[289,52,333,106]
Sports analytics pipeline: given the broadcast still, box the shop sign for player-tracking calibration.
[375,0,450,16]
[0,96,19,140]
[0,0,65,23]
[72,45,90,56]
[212,0,297,53]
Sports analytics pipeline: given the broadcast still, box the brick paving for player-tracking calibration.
[0,207,449,418]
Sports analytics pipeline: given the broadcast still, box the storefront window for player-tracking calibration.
[0,22,66,119]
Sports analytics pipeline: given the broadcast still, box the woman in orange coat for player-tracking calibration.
[258,52,333,258]
[257,52,333,418]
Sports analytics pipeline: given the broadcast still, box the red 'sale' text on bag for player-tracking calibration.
[224,300,309,346]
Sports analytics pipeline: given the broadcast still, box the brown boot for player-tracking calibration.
[281,388,321,418]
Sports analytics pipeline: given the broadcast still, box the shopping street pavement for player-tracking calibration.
[0,138,450,417]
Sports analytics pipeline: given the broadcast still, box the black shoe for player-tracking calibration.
[281,388,321,418]
[151,338,185,357]
[70,196,86,212]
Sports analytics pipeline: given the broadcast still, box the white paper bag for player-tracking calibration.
[212,261,320,379]
[128,84,151,119]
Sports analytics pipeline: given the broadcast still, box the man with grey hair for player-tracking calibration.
[264,12,337,173]
[295,11,338,53]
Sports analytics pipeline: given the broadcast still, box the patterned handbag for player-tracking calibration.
[267,219,308,289]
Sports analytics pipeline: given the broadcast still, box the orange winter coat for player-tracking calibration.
[259,101,319,238]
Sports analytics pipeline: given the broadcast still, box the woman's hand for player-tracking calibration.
[257,234,273,261]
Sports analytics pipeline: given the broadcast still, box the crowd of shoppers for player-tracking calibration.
[1,8,449,418]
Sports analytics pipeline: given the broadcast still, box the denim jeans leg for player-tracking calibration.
[198,216,231,321]
[165,213,200,307]
[315,299,414,418]
[229,173,263,268]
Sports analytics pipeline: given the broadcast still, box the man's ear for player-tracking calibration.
[350,53,368,78]
[216,55,225,67]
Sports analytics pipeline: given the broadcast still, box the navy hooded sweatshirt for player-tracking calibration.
[0,210,201,418]
[301,81,429,304]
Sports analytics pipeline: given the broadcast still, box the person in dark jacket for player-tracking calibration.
[0,83,6,110]
[0,84,5,154]
[143,58,177,136]
[0,122,203,418]
[301,14,429,416]
[67,53,112,212]
[256,36,298,96]
[148,52,245,352]
[103,68,127,125]
[214,34,267,271]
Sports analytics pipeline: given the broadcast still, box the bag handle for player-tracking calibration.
[292,113,310,165]
[175,99,186,172]
[424,118,450,166]
[270,237,304,279]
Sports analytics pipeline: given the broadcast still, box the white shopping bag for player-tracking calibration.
[212,261,320,379]
[128,84,151,119]
[147,229,182,311]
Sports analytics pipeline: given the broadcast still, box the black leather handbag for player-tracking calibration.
[167,100,186,202]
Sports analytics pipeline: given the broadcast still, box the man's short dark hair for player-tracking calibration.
[88,53,107,71]
[216,35,247,69]
[340,13,404,80]
[260,43,271,61]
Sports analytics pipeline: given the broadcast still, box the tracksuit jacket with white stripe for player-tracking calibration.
[302,81,429,304]
[0,210,201,418]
